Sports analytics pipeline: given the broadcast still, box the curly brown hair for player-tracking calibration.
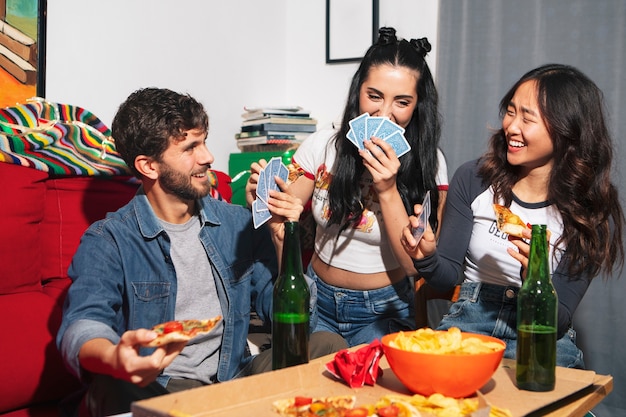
[112,88,208,178]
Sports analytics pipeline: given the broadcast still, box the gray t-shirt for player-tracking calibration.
[161,215,223,384]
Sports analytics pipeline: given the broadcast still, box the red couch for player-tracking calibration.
[0,162,231,417]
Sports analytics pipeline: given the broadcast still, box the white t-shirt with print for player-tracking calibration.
[293,128,448,273]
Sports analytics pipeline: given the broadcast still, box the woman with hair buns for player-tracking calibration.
[247,27,449,346]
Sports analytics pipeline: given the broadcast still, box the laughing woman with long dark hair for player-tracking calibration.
[402,63,624,367]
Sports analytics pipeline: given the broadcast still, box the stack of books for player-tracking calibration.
[236,106,316,152]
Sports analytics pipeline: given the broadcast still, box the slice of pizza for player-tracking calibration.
[272,395,357,416]
[493,204,528,238]
[147,316,222,347]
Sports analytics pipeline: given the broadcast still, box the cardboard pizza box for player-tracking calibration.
[132,356,608,417]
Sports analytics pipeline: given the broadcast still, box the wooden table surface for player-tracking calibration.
[533,373,613,417]
[132,352,613,417]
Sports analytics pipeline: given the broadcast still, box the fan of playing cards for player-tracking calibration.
[347,112,411,157]
[252,157,289,229]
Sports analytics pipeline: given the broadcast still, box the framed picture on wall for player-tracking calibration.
[326,0,379,63]
[0,0,47,107]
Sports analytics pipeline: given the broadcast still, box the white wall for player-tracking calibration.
[45,0,438,172]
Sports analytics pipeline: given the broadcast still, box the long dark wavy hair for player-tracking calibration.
[327,27,442,232]
[479,63,624,277]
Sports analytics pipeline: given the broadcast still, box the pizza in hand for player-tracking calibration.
[493,204,529,238]
[146,316,222,347]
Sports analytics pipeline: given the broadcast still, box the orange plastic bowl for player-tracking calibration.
[381,330,505,398]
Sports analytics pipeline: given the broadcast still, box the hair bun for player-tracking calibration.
[410,37,432,57]
[377,27,397,45]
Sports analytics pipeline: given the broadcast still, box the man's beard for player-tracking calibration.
[159,164,211,201]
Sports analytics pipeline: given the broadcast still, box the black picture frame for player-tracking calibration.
[325,0,379,64]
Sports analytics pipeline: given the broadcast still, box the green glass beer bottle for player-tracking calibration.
[516,224,557,391]
[272,221,310,370]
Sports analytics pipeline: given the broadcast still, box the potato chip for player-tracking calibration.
[489,405,514,417]
[376,392,511,417]
[427,393,464,409]
[373,395,420,416]
[388,327,504,355]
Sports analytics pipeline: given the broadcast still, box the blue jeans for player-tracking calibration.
[438,282,584,368]
[308,263,415,347]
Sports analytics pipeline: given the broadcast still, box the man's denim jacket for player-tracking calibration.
[56,188,277,386]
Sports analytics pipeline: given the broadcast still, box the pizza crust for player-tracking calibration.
[499,222,527,239]
[146,316,222,347]
[146,332,194,347]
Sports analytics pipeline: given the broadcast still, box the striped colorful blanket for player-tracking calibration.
[0,98,226,199]
[0,98,131,176]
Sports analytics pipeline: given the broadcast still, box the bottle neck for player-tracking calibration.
[281,221,303,276]
[526,224,550,282]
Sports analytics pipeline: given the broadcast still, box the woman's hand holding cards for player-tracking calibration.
[249,157,294,229]
[360,137,401,195]
[401,195,436,260]
[267,177,303,223]
[265,176,303,259]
